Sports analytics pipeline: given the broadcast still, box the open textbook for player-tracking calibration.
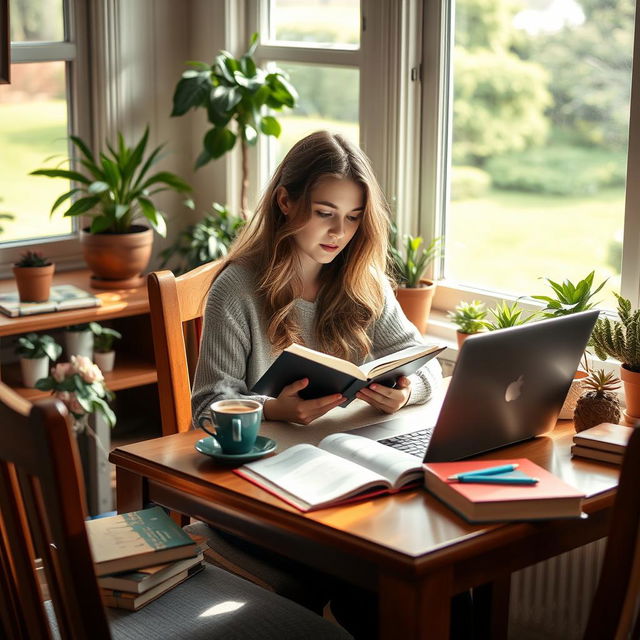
[235,432,424,512]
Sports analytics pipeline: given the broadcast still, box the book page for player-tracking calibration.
[241,443,389,510]
[361,344,440,378]
[286,343,366,380]
[319,433,424,489]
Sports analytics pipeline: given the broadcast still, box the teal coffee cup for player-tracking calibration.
[200,399,262,454]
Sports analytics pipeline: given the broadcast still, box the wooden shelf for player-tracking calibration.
[5,353,158,401]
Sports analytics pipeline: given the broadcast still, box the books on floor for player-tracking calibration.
[423,458,585,523]
[0,284,101,317]
[570,422,633,465]
[86,506,199,576]
[251,342,445,406]
[236,432,424,512]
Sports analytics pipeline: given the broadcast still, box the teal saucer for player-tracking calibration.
[195,435,277,463]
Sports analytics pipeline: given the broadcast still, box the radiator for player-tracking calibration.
[508,538,607,639]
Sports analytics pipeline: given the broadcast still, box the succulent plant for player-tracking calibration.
[448,300,487,335]
[14,251,52,268]
[482,300,532,330]
[574,369,622,432]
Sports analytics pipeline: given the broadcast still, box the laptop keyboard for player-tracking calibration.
[378,428,433,458]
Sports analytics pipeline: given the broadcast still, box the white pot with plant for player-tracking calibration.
[64,324,94,360]
[90,322,122,373]
[16,333,62,388]
[448,300,487,349]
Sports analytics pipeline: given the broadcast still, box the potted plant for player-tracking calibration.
[448,300,487,349]
[12,250,55,302]
[590,293,640,425]
[89,322,122,373]
[64,323,94,360]
[482,300,531,331]
[389,232,442,334]
[158,203,245,274]
[573,369,622,432]
[31,127,192,289]
[16,333,62,388]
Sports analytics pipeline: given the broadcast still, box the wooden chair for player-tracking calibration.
[0,382,350,640]
[583,425,640,640]
[147,260,224,436]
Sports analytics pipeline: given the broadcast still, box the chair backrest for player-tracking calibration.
[584,425,640,640]
[0,383,110,640]
[147,260,224,436]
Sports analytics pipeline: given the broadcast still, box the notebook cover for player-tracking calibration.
[573,423,632,454]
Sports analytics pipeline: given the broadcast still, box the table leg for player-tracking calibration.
[115,467,144,513]
[379,567,453,640]
[473,575,511,640]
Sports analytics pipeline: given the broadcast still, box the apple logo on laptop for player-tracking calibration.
[505,375,525,402]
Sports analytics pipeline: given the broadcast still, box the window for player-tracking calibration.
[423,0,640,313]
[0,0,89,271]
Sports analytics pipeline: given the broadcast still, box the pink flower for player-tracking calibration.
[71,355,104,383]
[51,362,73,383]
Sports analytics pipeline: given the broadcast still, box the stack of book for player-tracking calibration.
[86,506,204,611]
[571,422,633,465]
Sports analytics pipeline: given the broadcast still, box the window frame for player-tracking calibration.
[0,0,91,277]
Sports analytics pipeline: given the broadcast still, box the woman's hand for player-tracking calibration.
[355,375,411,414]
[263,378,345,425]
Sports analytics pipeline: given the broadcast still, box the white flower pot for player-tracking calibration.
[64,330,94,359]
[93,350,115,373]
[20,356,50,388]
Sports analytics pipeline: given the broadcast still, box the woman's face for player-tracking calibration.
[281,176,364,274]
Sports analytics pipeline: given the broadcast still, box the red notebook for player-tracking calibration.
[423,458,585,523]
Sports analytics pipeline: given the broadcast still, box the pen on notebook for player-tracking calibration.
[447,463,519,481]
[455,475,539,485]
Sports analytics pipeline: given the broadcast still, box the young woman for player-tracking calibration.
[191,130,442,428]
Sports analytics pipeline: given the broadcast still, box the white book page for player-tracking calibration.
[319,433,424,489]
[242,443,387,508]
[286,343,366,380]
[360,344,438,378]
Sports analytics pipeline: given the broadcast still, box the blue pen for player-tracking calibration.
[455,475,539,485]
[447,463,519,481]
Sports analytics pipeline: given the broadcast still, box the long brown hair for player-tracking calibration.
[226,131,389,361]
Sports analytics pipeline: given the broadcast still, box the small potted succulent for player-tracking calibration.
[389,228,442,334]
[573,369,622,432]
[89,322,122,372]
[448,300,487,349]
[482,301,531,331]
[12,251,55,302]
[64,323,94,360]
[16,333,62,388]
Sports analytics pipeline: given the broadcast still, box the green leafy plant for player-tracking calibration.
[89,322,122,353]
[158,203,245,275]
[171,33,297,215]
[389,230,442,288]
[532,271,607,317]
[30,127,192,237]
[14,250,52,267]
[590,293,640,372]
[448,300,487,334]
[483,300,532,330]
[16,333,62,361]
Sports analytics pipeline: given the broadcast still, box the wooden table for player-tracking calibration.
[110,398,619,639]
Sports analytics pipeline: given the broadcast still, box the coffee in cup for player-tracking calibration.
[199,399,262,454]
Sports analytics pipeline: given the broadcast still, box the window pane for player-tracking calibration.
[445,0,634,307]
[270,62,359,167]
[269,0,360,47]
[9,0,64,42]
[0,61,73,243]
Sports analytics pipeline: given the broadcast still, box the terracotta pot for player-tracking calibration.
[620,365,640,426]
[80,225,153,289]
[456,331,475,350]
[559,369,589,420]
[395,279,436,334]
[12,263,55,302]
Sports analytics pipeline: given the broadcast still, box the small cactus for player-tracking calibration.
[14,251,52,268]
[574,369,622,432]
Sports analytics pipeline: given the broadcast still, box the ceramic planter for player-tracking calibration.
[20,356,50,388]
[559,369,589,420]
[620,365,640,426]
[80,225,152,289]
[64,329,94,359]
[395,279,436,334]
[12,263,55,302]
[93,350,115,373]
[456,331,477,350]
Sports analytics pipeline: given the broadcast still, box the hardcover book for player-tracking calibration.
[0,284,101,317]
[97,552,204,594]
[86,506,199,576]
[236,432,425,512]
[423,458,585,523]
[572,422,632,455]
[570,444,624,465]
[251,342,445,405]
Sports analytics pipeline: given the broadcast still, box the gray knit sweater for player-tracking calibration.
[191,262,443,425]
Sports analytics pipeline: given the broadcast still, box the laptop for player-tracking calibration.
[346,310,599,462]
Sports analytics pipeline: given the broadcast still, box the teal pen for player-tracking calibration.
[455,475,539,485]
[447,463,519,481]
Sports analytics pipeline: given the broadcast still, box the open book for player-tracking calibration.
[251,342,445,405]
[235,433,424,512]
